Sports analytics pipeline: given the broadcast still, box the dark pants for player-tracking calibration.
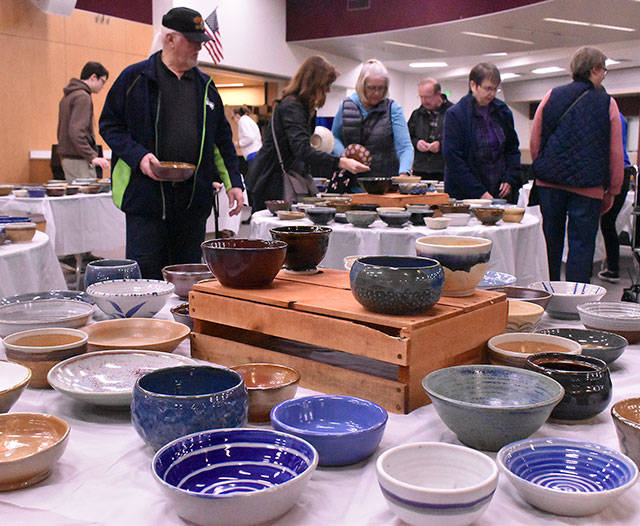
[600,168,632,272]
[126,211,207,280]
[538,186,601,283]
[413,170,444,181]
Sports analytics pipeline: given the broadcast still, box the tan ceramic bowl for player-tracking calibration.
[277,210,305,220]
[376,207,405,214]
[507,300,544,332]
[611,398,640,469]
[0,361,31,412]
[0,185,14,196]
[82,318,190,353]
[487,332,581,368]
[231,363,300,422]
[0,413,70,491]
[3,328,88,388]
[5,222,36,243]
[502,207,525,223]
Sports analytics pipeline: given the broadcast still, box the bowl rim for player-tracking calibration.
[422,364,565,410]
[0,412,70,465]
[352,255,442,271]
[151,427,319,498]
[611,397,640,429]
[577,301,640,320]
[86,279,175,297]
[0,361,32,394]
[0,299,94,326]
[484,286,552,300]
[528,281,606,297]
[230,362,300,391]
[276,210,306,219]
[376,441,499,495]
[536,327,628,351]
[269,225,333,235]
[201,238,288,250]
[487,332,582,359]
[526,352,609,374]
[82,318,191,348]
[3,327,89,353]
[508,299,545,316]
[161,263,213,275]
[416,235,492,248]
[271,394,388,437]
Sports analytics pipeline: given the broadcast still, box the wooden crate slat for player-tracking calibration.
[349,192,449,207]
[275,268,350,289]
[436,289,507,312]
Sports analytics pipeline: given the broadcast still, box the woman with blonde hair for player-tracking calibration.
[247,55,369,211]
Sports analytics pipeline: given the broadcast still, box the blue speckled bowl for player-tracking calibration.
[270,395,387,466]
[350,256,444,315]
[131,366,248,450]
[422,365,564,451]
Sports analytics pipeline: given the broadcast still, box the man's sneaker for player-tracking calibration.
[598,269,620,283]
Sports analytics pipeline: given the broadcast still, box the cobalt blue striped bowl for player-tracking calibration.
[528,281,606,320]
[152,428,318,526]
[376,442,498,526]
[498,437,638,516]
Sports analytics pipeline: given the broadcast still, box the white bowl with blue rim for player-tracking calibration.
[86,279,174,318]
[152,428,318,526]
[376,442,498,526]
[478,271,516,289]
[528,281,606,320]
[497,437,638,516]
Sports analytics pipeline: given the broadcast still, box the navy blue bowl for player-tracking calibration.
[131,366,248,450]
[350,256,444,315]
[27,187,46,198]
[271,395,387,466]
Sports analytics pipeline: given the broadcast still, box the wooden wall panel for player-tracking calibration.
[0,0,64,42]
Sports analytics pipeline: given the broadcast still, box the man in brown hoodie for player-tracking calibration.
[57,62,110,182]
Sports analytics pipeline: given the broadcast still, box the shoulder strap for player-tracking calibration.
[270,105,288,177]
[538,88,591,155]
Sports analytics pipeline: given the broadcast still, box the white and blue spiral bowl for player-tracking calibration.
[376,442,498,526]
[528,281,606,320]
[86,278,174,318]
[497,437,638,516]
[152,428,318,526]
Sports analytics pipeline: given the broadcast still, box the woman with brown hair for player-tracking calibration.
[246,56,369,212]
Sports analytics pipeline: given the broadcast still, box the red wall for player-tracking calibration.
[75,0,152,25]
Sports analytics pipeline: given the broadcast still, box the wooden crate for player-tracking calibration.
[189,269,507,414]
[349,192,449,207]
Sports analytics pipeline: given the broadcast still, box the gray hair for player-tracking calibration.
[149,26,180,55]
[355,59,390,101]
[418,77,441,93]
[570,47,606,82]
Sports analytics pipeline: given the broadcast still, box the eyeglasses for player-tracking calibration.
[365,85,386,93]
[602,66,608,75]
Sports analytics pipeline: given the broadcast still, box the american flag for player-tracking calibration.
[204,8,223,64]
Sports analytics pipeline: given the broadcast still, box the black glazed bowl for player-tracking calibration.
[409,209,434,226]
[536,328,627,365]
[378,211,410,228]
[270,226,332,272]
[305,207,336,226]
[525,352,612,421]
[352,203,379,212]
[358,177,393,195]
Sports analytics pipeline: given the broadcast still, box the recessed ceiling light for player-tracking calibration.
[592,23,635,32]
[483,52,508,57]
[531,66,564,74]
[216,83,244,88]
[384,40,446,53]
[544,17,635,32]
[500,72,521,79]
[409,62,448,68]
[606,59,620,66]
[461,31,534,45]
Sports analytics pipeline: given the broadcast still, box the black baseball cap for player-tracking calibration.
[162,7,212,43]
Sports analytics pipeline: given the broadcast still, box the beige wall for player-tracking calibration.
[0,1,153,184]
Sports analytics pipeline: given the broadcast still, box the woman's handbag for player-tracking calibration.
[327,144,372,193]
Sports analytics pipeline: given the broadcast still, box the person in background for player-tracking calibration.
[232,106,262,170]
[442,63,521,200]
[57,62,110,182]
[598,113,635,283]
[99,7,243,279]
[408,78,453,181]
[530,46,623,284]
[331,59,413,190]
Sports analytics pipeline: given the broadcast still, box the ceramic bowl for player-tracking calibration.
[5,222,36,242]
[12,188,28,198]
[231,363,300,423]
[392,175,421,184]
[502,207,525,223]
[269,225,331,273]
[264,200,292,216]
[3,327,88,388]
[358,177,393,194]
[487,332,581,368]
[472,207,504,225]
[151,161,195,182]
[78,183,101,194]
[0,361,31,412]
[425,217,450,230]
[507,300,544,332]
[376,207,405,214]
[345,210,377,228]
[301,196,325,205]
[442,212,470,227]
[422,365,564,451]
[408,209,434,226]
[85,258,142,289]
[353,203,379,212]
[325,199,352,213]
[0,299,94,337]
[484,286,552,310]
[343,255,368,271]
[376,442,498,526]
[612,398,640,469]
[87,279,174,318]
[416,236,492,297]
[201,238,287,289]
[305,206,336,225]
[276,210,305,220]
[0,185,13,196]
[152,428,318,526]
[334,212,348,224]
[526,353,611,421]
[577,301,640,344]
[132,365,248,450]
[462,199,492,207]
[26,187,46,198]
[170,303,193,330]
[478,271,517,289]
[497,437,638,516]
[398,183,429,194]
[44,185,65,197]
[0,290,93,306]
[65,185,80,195]
[161,263,214,299]
[437,203,470,215]
[0,413,70,491]
[378,210,410,228]
[47,349,197,406]
[350,256,444,315]
[536,328,627,365]
[528,281,606,320]
[83,318,190,353]
[271,395,388,466]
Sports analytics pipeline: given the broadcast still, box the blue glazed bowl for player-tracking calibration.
[27,187,46,198]
[350,256,444,315]
[152,428,318,526]
[131,366,248,450]
[270,395,387,466]
[498,437,638,516]
[84,258,142,289]
[422,365,564,451]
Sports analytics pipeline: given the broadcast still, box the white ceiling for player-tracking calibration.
[292,0,640,84]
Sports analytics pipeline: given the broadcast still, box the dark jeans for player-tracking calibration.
[538,186,601,283]
[600,168,632,272]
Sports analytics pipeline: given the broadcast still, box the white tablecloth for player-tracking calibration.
[1,295,639,525]
[250,210,549,286]
[0,231,66,296]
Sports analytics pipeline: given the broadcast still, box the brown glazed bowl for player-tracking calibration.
[612,398,640,468]
[161,263,214,299]
[485,286,553,310]
[201,238,287,289]
[65,185,80,195]
[44,186,66,197]
[270,226,331,273]
[231,363,300,423]
[151,161,196,182]
[437,203,471,215]
[472,207,505,225]
[265,200,292,216]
